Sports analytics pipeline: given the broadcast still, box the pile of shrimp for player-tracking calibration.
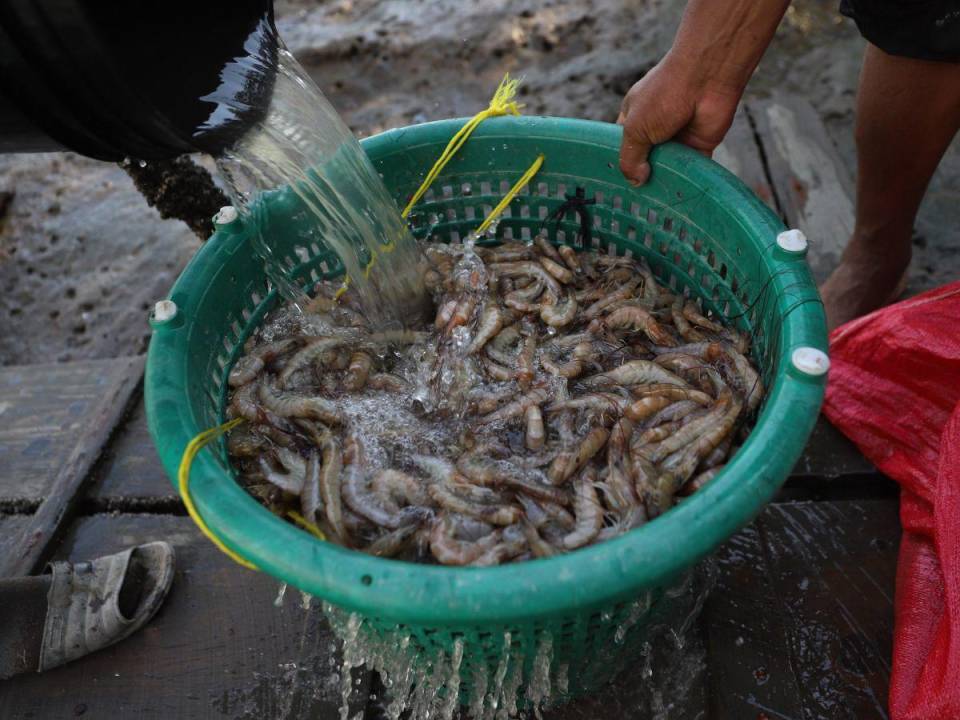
[225,233,763,566]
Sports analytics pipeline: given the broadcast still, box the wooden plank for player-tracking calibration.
[85,399,179,503]
[714,103,781,216]
[0,358,141,501]
[704,500,898,719]
[0,514,370,720]
[0,356,143,578]
[791,417,876,479]
[748,93,856,283]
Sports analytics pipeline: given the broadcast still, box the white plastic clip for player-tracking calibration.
[153,300,178,323]
[791,347,829,376]
[213,205,239,226]
[776,229,808,254]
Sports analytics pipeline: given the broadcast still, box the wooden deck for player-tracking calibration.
[0,95,898,720]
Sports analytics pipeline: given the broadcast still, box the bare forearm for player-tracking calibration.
[669,0,791,94]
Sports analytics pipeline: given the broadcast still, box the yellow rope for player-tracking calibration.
[333,74,523,302]
[401,74,523,220]
[288,511,327,540]
[178,418,259,570]
[473,154,544,236]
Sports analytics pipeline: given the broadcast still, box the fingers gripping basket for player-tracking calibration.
[145,117,827,705]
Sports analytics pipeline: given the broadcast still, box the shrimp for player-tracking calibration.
[228,338,299,387]
[516,330,537,390]
[429,516,502,565]
[558,244,581,275]
[483,357,515,381]
[318,432,347,543]
[579,360,688,389]
[547,412,577,484]
[227,427,268,458]
[367,373,409,392]
[259,381,344,425]
[445,296,477,335]
[562,468,603,549]
[534,232,565,265]
[228,382,262,422]
[540,291,578,327]
[659,396,743,483]
[545,393,630,416]
[525,405,545,451]
[479,387,549,424]
[624,395,675,422]
[456,455,571,505]
[470,526,528,566]
[408,454,458,485]
[477,242,535,263]
[279,337,357,387]
[345,351,373,391]
[465,303,503,355]
[541,341,592,378]
[427,484,520,525]
[485,325,521,365]
[599,304,677,346]
[645,392,734,463]
[583,277,641,319]
[521,521,559,558]
[489,261,562,297]
[671,298,706,343]
[605,418,640,512]
[631,385,713,407]
[365,525,419,558]
[683,300,725,333]
[300,449,322,525]
[434,299,458,329]
[343,464,425,530]
[629,445,662,517]
[549,425,610,486]
[258,448,306,494]
[371,469,432,507]
[538,256,574,284]
[679,466,724,497]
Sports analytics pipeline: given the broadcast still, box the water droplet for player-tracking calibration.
[138,159,147,168]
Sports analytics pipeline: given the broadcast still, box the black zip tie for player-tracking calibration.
[542,187,596,245]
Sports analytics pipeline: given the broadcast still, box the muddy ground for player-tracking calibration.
[0,0,957,365]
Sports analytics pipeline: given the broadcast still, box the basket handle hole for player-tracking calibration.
[360,574,373,586]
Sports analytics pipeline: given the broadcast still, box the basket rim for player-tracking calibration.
[145,116,827,626]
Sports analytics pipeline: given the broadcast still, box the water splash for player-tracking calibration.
[318,561,717,719]
[214,42,428,328]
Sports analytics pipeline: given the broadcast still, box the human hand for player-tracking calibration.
[618,54,743,186]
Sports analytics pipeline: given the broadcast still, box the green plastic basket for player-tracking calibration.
[145,116,827,705]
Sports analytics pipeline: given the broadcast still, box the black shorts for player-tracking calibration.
[840,0,960,62]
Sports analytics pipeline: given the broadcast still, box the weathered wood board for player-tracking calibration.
[0,514,370,720]
[749,93,856,283]
[85,399,179,504]
[704,499,898,720]
[0,358,143,503]
[715,103,781,215]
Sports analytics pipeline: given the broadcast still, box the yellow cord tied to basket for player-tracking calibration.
[333,74,524,301]
[178,417,259,571]
[401,74,523,220]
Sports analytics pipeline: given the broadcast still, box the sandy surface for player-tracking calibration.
[1,0,957,365]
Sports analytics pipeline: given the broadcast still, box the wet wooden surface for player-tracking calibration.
[0,356,143,578]
[0,358,144,504]
[0,514,371,720]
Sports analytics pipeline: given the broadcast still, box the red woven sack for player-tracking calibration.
[823,281,960,720]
